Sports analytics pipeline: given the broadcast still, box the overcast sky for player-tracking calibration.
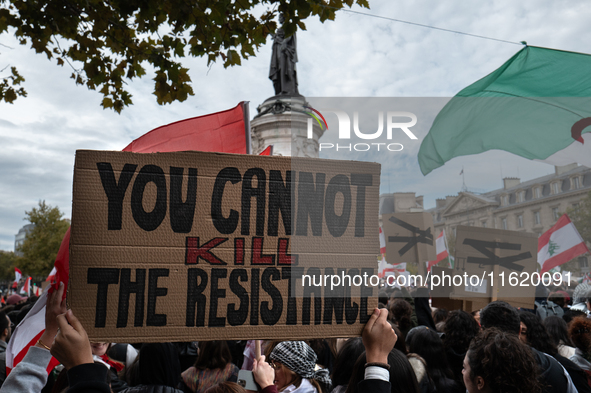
[1,1,589,251]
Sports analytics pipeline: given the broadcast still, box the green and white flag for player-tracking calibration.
[419,46,591,175]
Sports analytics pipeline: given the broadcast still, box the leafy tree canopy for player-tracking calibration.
[0,0,369,112]
[0,251,18,281]
[17,200,69,277]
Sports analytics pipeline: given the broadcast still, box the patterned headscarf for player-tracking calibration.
[573,283,591,305]
[270,341,332,390]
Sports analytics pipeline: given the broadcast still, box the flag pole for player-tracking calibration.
[461,166,467,192]
[242,101,252,154]
[255,340,261,360]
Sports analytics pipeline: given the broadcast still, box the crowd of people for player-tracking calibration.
[2,280,591,393]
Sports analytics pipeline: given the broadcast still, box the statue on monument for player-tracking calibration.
[269,14,300,96]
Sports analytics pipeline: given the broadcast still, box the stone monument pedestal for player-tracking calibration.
[251,95,324,157]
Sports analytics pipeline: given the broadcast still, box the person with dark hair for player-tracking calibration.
[388,299,414,340]
[121,343,183,393]
[331,338,364,393]
[479,301,576,393]
[432,308,448,326]
[443,310,480,386]
[569,317,591,373]
[519,311,591,393]
[406,326,461,393]
[181,341,239,393]
[548,292,566,308]
[463,328,543,393]
[519,312,557,353]
[479,301,521,334]
[0,310,12,386]
[390,325,407,354]
[564,308,588,324]
[544,316,576,358]
[308,339,337,373]
[345,349,420,393]
[268,341,331,393]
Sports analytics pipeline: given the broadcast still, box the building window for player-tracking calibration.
[518,191,525,203]
[534,187,541,199]
[552,182,560,194]
[572,177,580,190]
[517,215,523,228]
[580,256,589,269]
[501,217,507,230]
[534,211,541,225]
[501,195,508,206]
[552,207,560,221]
[482,220,487,228]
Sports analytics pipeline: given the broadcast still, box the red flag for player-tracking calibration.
[53,229,70,294]
[259,145,273,156]
[123,102,251,154]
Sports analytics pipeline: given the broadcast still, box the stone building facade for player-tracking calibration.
[426,164,591,272]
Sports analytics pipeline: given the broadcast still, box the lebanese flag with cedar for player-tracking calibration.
[427,230,450,272]
[378,257,406,278]
[539,214,590,273]
[6,103,251,376]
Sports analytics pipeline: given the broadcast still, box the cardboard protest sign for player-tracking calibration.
[381,213,436,273]
[450,226,536,309]
[69,150,380,342]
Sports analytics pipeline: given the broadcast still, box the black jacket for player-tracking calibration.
[67,363,111,393]
[551,353,591,393]
[531,347,571,393]
[358,379,390,393]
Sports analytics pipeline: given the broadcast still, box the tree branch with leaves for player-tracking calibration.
[0,0,369,112]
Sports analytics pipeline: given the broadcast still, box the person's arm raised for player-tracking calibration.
[50,310,110,393]
[50,310,93,369]
[36,281,67,350]
[252,355,276,390]
[362,308,397,364]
